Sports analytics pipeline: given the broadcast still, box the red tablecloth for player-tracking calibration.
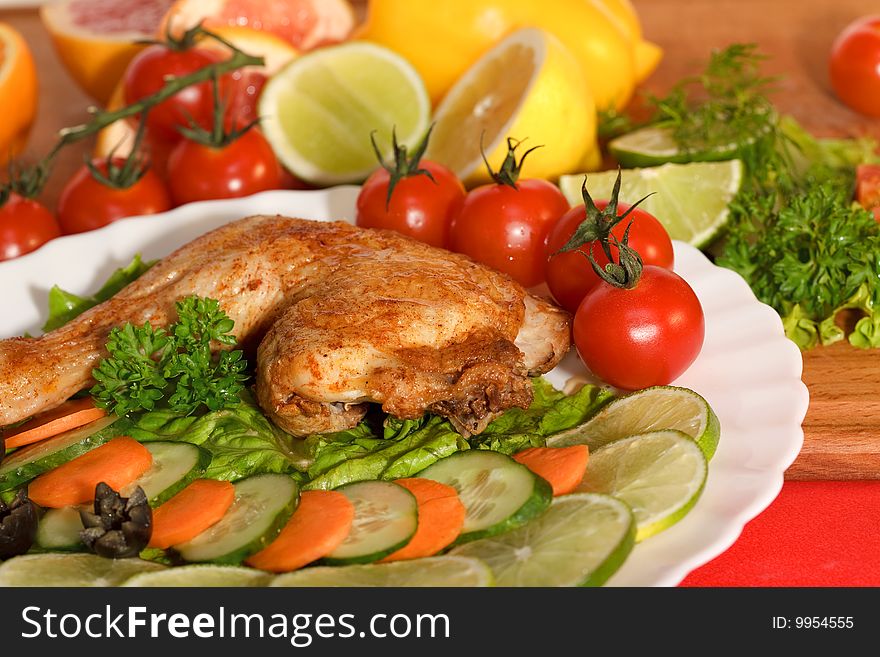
[680,481,880,586]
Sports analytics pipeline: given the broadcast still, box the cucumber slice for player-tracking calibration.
[35,506,86,551]
[121,442,211,505]
[324,481,418,565]
[0,415,130,491]
[418,450,552,544]
[175,474,299,565]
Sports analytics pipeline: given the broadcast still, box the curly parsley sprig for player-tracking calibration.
[91,296,249,416]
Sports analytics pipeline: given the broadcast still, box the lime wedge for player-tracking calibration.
[270,556,493,587]
[450,494,634,587]
[122,565,272,587]
[259,41,431,185]
[0,554,165,587]
[608,125,743,168]
[559,160,743,247]
[576,431,707,541]
[547,386,721,460]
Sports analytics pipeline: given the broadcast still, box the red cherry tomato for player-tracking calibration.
[829,16,880,118]
[573,265,704,390]
[123,45,222,141]
[357,161,465,248]
[856,163,880,221]
[166,129,282,205]
[223,69,269,127]
[57,160,172,235]
[0,193,61,261]
[545,201,674,313]
[449,179,570,287]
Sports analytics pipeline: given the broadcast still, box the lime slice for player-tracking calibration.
[547,386,721,460]
[450,494,634,587]
[609,125,743,168]
[0,554,165,587]
[559,160,743,247]
[259,41,430,185]
[576,431,707,541]
[122,565,272,587]
[270,556,493,587]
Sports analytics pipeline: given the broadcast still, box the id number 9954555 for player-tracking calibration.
[772,617,854,629]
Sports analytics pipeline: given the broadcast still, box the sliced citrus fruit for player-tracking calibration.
[259,41,431,185]
[197,25,298,75]
[0,22,38,165]
[608,124,764,168]
[358,0,634,110]
[0,554,165,587]
[122,565,272,587]
[424,27,597,185]
[559,160,743,247]
[450,493,635,587]
[547,386,721,460]
[270,556,493,587]
[576,430,707,541]
[40,0,174,104]
[161,0,354,51]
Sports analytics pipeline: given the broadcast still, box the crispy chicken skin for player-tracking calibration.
[0,216,570,436]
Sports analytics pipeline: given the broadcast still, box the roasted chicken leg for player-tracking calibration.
[0,216,570,436]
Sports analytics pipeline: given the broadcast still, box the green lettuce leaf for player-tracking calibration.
[301,379,613,489]
[43,254,154,332]
[783,284,880,350]
[302,417,467,491]
[128,393,307,482]
[470,379,615,454]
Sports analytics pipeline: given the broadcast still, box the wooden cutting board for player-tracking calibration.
[3,0,880,478]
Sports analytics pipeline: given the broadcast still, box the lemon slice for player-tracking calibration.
[576,430,707,541]
[259,41,431,185]
[0,554,165,587]
[270,556,493,587]
[548,386,721,460]
[559,160,743,247]
[450,494,634,587]
[424,27,597,185]
[122,565,272,587]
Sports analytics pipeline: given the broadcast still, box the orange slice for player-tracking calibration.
[0,22,38,165]
[40,0,175,104]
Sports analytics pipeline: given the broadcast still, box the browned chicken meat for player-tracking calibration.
[0,216,570,436]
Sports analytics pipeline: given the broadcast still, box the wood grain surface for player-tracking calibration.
[2,1,880,478]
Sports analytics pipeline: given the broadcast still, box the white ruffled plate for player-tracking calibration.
[0,187,809,586]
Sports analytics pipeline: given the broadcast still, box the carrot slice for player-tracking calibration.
[512,445,590,496]
[3,398,107,449]
[381,478,465,562]
[28,436,153,508]
[246,490,354,573]
[149,479,236,549]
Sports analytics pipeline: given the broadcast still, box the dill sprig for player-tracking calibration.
[650,43,777,154]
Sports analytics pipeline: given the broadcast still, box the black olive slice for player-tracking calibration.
[0,490,39,560]
[79,483,152,559]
